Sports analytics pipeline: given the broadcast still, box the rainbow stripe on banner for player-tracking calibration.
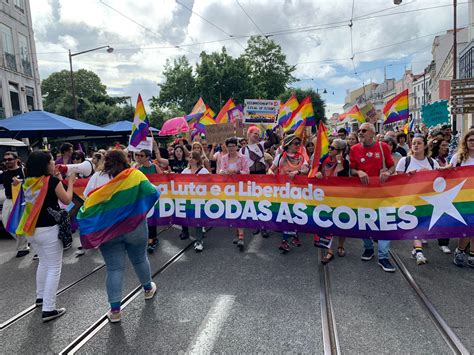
[74,167,474,240]
[77,168,159,249]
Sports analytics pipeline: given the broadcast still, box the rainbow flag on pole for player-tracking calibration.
[215,98,236,124]
[383,89,409,124]
[283,96,316,131]
[308,121,329,177]
[77,168,159,249]
[278,96,299,127]
[129,94,150,147]
[339,105,365,123]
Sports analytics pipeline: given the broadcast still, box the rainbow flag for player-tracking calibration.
[284,96,316,132]
[129,94,150,147]
[215,98,236,124]
[278,96,299,127]
[191,97,206,114]
[339,105,365,123]
[77,168,159,249]
[308,121,329,178]
[383,89,409,124]
[6,176,50,236]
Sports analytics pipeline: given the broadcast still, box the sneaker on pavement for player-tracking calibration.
[237,239,244,250]
[421,239,428,245]
[453,248,466,267]
[279,240,290,252]
[32,254,39,260]
[144,282,157,300]
[467,256,474,268]
[439,246,451,254]
[232,236,239,244]
[35,298,43,306]
[107,310,121,323]
[378,258,396,272]
[179,232,189,240]
[194,241,204,252]
[261,230,269,238]
[16,250,30,258]
[361,249,375,261]
[42,308,66,322]
[291,236,302,247]
[75,247,85,257]
[412,250,428,265]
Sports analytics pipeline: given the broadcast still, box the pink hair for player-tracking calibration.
[247,126,261,136]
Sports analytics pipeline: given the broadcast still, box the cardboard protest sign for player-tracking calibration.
[244,99,280,124]
[205,122,235,143]
[421,100,449,127]
[360,102,380,124]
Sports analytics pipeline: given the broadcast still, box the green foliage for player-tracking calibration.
[244,36,296,99]
[41,69,134,125]
[150,36,295,118]
[278,87,327,125]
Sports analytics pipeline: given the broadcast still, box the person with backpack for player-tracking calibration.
[449,128,474,268]
[396,134,439,265]
[268,134,309,253]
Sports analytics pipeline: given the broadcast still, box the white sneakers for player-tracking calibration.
[412,249,428,265]
[439,246,451,254]
[144,282,157,300]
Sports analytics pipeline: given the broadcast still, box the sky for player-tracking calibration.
[30,0,470,116]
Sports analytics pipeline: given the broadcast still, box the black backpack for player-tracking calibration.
[404,156,435,173]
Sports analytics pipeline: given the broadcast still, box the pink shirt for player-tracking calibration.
[219,153,250,174]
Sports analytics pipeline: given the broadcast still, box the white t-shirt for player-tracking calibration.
[396,156,439,173]
[84,171,111,197]
[240,142,266,167]
[449,153,474,167]
[181,167,210,174]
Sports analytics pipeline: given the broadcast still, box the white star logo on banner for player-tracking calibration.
[419,177,467,230]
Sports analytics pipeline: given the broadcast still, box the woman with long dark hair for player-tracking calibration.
[79,150,159,323]
[12,151,76,322]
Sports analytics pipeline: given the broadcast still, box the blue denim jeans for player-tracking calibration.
[363,239,391,259]
[99,220,152,304]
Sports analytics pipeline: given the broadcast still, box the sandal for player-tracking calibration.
[321,252,335,265]
[337,247,346,257]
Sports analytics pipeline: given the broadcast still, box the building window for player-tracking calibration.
[0,24,17,71]
[14,0,24,13]
[9,82,21,115]
[26,86,34,111]
[18,33,32,76]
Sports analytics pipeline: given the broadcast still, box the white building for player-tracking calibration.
[411,71,431,125]
[0,0,42,118]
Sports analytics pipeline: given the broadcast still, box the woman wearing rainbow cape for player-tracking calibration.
[77,150,160,323]
[6,151,76,322]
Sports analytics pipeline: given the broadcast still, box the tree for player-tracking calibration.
[278,87,326,125]
[243,36,296,99]
[41,69,133,125]
[150,56,198,114]
[195,47,256,110]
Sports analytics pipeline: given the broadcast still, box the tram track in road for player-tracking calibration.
[318,249,341,355]
[0,225,173,331]
[389,250,470,355]
[59,235,199,355]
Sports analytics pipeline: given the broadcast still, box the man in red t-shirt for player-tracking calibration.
[349,123,396,272]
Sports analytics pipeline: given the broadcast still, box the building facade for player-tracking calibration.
[411,71,431,125]
[0,0,42,118]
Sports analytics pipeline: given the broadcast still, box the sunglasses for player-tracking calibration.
[328,146,338,151]
[292,141,301,146]
[3,158,14,162]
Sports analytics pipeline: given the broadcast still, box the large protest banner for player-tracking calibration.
[74,167,474,240]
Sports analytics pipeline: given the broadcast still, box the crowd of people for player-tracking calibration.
[1,122,473,323]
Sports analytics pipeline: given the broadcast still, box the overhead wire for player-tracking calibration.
[235,0,266,37]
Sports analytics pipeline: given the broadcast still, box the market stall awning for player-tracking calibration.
[0,111,113,138]
[102,120,159,133]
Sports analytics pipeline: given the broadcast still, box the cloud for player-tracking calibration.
[29,0,469,115]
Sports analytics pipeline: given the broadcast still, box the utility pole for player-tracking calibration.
[453,0,457,130]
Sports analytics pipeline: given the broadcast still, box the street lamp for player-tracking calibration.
[68,45,114,118]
